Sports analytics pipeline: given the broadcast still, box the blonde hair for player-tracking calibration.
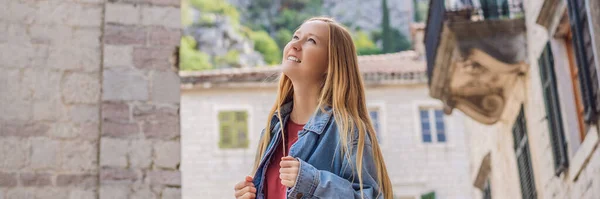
[252,17,393,199]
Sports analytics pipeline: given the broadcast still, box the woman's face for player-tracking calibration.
[281,20,330,85]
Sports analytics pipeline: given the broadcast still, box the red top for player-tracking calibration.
[264,119,304,199]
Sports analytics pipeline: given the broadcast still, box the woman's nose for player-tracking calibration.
[290,40,302,51]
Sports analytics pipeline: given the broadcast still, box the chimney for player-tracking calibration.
[410,23,426,58]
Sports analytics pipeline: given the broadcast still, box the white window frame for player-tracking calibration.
[213,104,254,155]
[413,100,450,147]
[367,101,386,145]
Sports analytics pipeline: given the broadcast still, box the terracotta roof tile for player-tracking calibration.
[180,50,426,85]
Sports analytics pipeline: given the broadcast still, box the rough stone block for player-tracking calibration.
[20,172,52,187]
[61,141,97,172]
[48,47,100,72]
[6,188,35,199]
[129,139,152,168]
[143,120,179,140]
[104,45,133,67]
[100,168,140,182]
[56,173,97,188]
[48,122,98,140]
[72,28,102,48]
[154,141,180,169]
[133,47,175,71]
[150,0,180,6]
[100,138,128,167]
[6,1,36,23]
[131,188,156,199]
[132,104,178,121]
[141,6,180,29]
[33,99,68,122]
[151,71,180,103]
[102,69,149,101]
[0,172,17,187]
[22,68,62,102]
[36,188,69,199]
[147,170,180,186]
[104,24,146,45]
[69,105,100,123]
[100,185,130,199]
[148,27,181,46]
[0,138,29,169]
[161,188,181,199]
[30,138,60,170]
[102,121,140,138]
[62,73,101,104]
[67,4,103,27]
[102,102,130,122]
[106,3,140,25]
[69,190,96,199]
[29,24,71,45]
[0,121,50,137]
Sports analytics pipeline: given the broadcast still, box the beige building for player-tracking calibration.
[181,51,473,199]
[425,0,600,198]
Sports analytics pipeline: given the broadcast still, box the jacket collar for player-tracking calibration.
[272,101,333,135]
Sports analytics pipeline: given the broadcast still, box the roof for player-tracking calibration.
[180,50,427,88]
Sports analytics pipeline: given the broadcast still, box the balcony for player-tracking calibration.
[425,0,527,124]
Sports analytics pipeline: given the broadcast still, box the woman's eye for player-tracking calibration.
[292,35,299,40]
[308,38,316,44]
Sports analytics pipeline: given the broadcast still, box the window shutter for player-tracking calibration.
[538,43,569,175]
[421,191,435,199]
[513,107,537,199]
[483,179,492,199]
[567,0,599,122]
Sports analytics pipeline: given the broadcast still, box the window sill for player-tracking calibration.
[568,126,599,181]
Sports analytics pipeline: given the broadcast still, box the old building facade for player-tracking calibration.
[425,0,600,198]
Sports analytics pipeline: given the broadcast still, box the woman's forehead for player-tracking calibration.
[296,21,329,41]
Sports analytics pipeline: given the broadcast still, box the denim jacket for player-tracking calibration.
[252,101,382,199]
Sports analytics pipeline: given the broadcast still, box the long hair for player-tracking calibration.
[252,17,393,199]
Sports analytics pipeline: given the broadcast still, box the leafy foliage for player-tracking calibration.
[189,0,240,23]
[250,30,281,65]
[353,31,381,55]
[180,36,213,71]
[275,29,293,50]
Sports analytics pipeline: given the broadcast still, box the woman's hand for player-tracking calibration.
[234,176,256,199]
[279,156,300,187]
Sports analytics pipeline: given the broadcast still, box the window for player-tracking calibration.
[368,109,382,143]
[566,0,599,123]
[218,111,249,149]
[419,108,446,143]
[513,107,537,199]
[539,43,569,175]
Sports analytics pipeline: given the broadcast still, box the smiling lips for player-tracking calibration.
[287,55,301,63]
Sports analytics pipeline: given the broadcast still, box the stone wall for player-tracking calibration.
[0,0,181,198]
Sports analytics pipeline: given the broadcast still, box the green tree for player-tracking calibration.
[250,30,281,65]
[413,0,429,22]
[353,31,381,55]
[391,29,411,52]
[275,29,293,50]
[179,36,213,71]
[413,0,422,22]
[189,0,240,23]
[381,0,394,53]
[215,50,240,68]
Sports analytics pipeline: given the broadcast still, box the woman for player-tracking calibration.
[234,17,393,199]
